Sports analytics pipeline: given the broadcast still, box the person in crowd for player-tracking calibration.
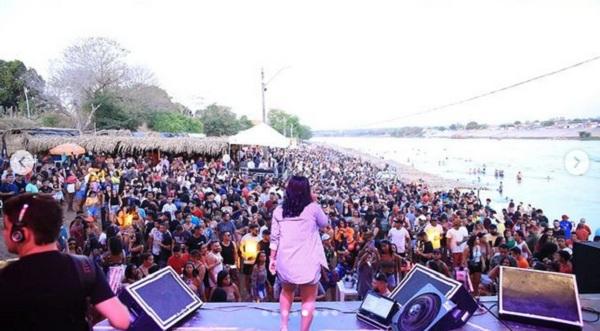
[556,250,573,274]
[210,270,240,302]
[388,219,410,256]
[250,251,270,302]
[123,264,141,285]
[240,223,261,298]
[269,176,329,331]
[510,247,529,269]
[575,221,591,241]
[371,272,391,297]
[139,253,156,278]
[206,240,224,291]
[414,231,434,265]
[463,235,484,297]
[427,249,450,277]
[377,240,401,289]
[0,193,130,330]
[168,244,189,274]
[181,262,205,300]
[356,246,380,299]
[447,219,469,268]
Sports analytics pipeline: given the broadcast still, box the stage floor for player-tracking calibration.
[95,295,600,330]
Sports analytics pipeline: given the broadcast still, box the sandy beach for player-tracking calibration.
[310,142,480,191]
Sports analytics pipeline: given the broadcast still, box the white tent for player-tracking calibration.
[228,123,289,148]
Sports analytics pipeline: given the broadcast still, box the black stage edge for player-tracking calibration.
[94,295,600,331]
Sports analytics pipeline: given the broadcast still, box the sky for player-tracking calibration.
[1,0,600,131]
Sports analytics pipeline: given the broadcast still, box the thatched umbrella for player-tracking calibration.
[49,143,86,156]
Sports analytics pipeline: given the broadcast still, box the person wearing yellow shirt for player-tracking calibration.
[424,218,443,250]
[117,206,138,228]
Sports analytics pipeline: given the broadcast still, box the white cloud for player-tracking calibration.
[1,0,599,130]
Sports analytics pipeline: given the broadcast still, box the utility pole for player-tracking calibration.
[23,87,31,119]
[261,66,291,124]
[261,67,266,123]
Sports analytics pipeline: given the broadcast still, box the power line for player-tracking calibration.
[358,54,600,129]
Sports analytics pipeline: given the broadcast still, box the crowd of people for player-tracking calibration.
[1,143,597,304]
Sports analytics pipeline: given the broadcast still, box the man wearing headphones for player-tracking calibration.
[0,193,130,331]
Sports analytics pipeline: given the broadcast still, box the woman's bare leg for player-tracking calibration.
[299,283,318,331]
[280,283,295,331]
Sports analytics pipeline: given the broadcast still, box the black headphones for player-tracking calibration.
[10,203,29,243]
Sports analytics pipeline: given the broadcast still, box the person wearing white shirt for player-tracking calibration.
[161,198,178,220]
[446,219,469,268]
[388,220,411,256]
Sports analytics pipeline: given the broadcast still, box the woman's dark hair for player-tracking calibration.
[558,250,571,261]
[282,176,313,218]
[217,269,230,287]
[493,236,504,247]
[467,235,477,249]
[125,264,138,280]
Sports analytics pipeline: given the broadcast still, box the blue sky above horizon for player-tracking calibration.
[1,0,600,130]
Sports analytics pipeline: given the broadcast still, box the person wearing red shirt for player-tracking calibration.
[557,251,573,274]
[191,204,204,219]
[168,244,189,274]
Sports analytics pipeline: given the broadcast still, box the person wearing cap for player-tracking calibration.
[0,193,130,330]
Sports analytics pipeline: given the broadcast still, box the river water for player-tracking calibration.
[313,137,600,235]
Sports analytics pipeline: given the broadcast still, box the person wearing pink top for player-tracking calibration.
[269,176,329,331]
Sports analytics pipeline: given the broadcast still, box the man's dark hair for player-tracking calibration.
[510,246,521,255]
[4,193,63,245]
[558,250,571,261]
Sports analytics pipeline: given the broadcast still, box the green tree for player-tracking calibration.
[238,115,253,131]
[91,92,141,130]
[267,109,312,140]
[199,104,240,136]
[541,120,555,127]
[466,121,480,130]
[39,112,74,128]
[0,59,46,116]
[150,111,203,133]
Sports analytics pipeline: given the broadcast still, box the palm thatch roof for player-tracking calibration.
[27,135,228,155]
[1,127,80,156]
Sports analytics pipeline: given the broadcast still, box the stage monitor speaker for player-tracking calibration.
[573,241,600,293]
[390,264,477,329]
[118,267,203,331]
[391,284,457,331]
[357,291,399,330]
[499,266,583,330]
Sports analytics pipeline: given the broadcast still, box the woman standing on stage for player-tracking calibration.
[269,176,329,331]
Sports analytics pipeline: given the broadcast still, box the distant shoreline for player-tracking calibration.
[315,127,600,140]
